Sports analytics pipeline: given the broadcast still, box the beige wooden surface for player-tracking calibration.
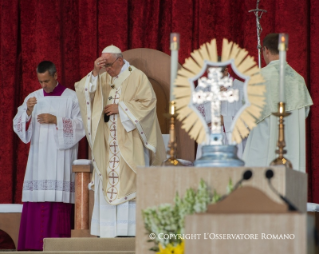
[72,164,93,173]
[43,237,135,251]
[0,213,21,249]
[207,186,288,214]
[185,213,306,254]
[135,166,307,254]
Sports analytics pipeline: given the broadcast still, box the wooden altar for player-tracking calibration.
[135,166,307,253]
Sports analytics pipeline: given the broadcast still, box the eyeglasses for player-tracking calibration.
[105,57,119,68]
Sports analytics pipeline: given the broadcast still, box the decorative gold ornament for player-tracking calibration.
[173,38,266,144]
[270,102,293,169]
[164,101,184,166]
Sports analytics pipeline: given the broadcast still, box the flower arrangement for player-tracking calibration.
[158,241,184,254]
[142,179,233,253]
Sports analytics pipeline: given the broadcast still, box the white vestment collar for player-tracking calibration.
[120,59,130,74]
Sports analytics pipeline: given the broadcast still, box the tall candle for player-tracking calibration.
[278,33,289,103]
[170,33,180,101]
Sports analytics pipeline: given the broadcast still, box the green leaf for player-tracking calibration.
[142,178,233,248]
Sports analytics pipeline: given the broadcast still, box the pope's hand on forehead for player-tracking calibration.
[93,57,107,76]
[95,57,107,67]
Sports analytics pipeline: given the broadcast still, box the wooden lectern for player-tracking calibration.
[71,163,95,237]
[185,187,308,253]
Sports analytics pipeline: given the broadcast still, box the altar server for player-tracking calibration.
[243,33,313,172]
[13,61,85,250]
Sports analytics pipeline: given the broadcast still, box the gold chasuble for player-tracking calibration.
[75,66,166,205]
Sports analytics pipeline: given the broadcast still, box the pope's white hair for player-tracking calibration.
[104,52,123,59]
[113,53,123,59]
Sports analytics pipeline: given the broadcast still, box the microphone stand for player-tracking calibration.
[218,169,252,201]
[266,169,298,211]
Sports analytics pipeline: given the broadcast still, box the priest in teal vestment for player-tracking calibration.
[243,33,313,172]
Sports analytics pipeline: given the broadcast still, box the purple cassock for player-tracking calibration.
[18,83,74,251]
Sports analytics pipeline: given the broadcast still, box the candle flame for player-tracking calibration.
[281,36,285,42]
[173,36,177,42]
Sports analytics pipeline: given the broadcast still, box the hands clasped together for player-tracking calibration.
[26,97,57,125]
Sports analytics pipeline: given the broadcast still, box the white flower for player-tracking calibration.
[207,67,223,81]
[142,179,233,251]
[219,89,239,102]
[193,90,208,104]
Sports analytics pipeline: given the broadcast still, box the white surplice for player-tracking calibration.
[243,108,309,172]
[13,88,85,203]
[243,60,313,172]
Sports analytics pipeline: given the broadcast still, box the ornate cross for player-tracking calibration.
[193,67,239,145]
[109,141,118,154]
[109,156,120,169]
[249,0,267,68]
[107,188,118,199]
[110,124,117,138]
[109,172,119,184]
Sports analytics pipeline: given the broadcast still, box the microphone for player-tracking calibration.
[104,113,109,123]
[265,169,298,211]
[233,170,252,190]
[219,169,253,201]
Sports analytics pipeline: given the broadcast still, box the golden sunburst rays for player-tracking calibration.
[173,38,266,144]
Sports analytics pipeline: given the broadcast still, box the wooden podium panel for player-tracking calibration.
[136,166,307,254]
[184,213,306,254]
[0,213,21,249]
[71,164,95,238]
